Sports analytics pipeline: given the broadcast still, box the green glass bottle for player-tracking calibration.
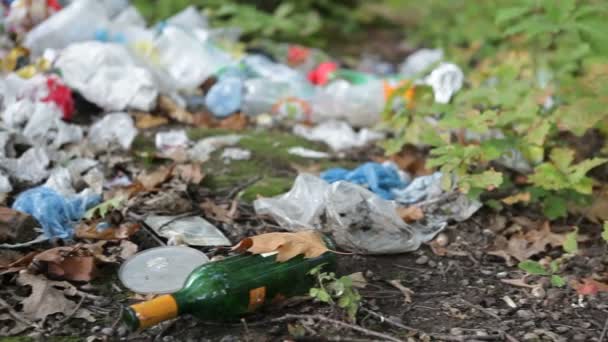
[123,239,336,330]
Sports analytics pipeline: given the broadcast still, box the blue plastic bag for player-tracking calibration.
[12,186,101,239]
[321,162,407,200]
[205,76,243,117]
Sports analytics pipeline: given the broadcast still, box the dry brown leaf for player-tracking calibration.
[137,165,175,190]
[487,221,566,266]
[134,112,169,129]
[501,277,538,289]
[17,272,94,322]
[30,246,97,282]
[0,207,38,243]
[397,206,424,223]
[200,200,233,223]
[158,95,194,124]
[569,187,608,223]
[119,240,139,260]
[218,113,249,130]
[232,231,329,262]
[75,222,140,241]
[174,164,205,184]
[0,251,38,275]
[378,145,430,177]
[501,192,531,205]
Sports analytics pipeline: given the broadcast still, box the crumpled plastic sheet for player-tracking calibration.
[144,215,230,247]
[0,172,12,195]
[221,148,251,161]
[424,63,464,104]
[24,0,110,56]
[399,49,444,78]
[188,135,242,163]
[287,147,329,159]
[321,162,408,200]
[155,130,191,152]
[0,147,50,184]
[55,41,158,111]
[88,112,138,150]
[166,6,208,30]
[391,172,443,205]
[293,121,385,151]
[154,26,232,90]
[12,186,102,239]
[255,173,482,254]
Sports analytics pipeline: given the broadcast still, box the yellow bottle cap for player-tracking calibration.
[129,294,179,330]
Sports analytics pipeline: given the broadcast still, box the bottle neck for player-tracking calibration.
[124,294,179,331]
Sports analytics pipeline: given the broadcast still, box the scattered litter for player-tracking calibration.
[293,121,384,151]
[55,41,158,111]
[424,63,464,104]
[119,246,210,294]
[399,49,444,78]
[321,162,408,200]
[0,147,50,184]
[12,186,101,239]
[155,130,190,152]
[144,215,231,246]
[188,135,242,162]
[255,173,480,254]
[288,147,329,159]
[221,147,251,161]
[88,112,138,150]
[391,172,443,204]
[0,207,39,244]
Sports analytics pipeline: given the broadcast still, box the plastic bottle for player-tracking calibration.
[122,235,336,330]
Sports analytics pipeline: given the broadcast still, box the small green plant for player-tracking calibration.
[603,222,608,243]
[84,196,126,220]
[518,259,566,288]
[308,265,361,320]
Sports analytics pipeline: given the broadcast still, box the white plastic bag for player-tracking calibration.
[88,112,137,150]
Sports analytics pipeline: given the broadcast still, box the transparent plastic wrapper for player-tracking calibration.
[311,79,385,127]
[241,78,291,116]
[155,26,232,90]
[293,120,385,151]
[111,6,146,28]
[55,41,158,111]
[424,63,464,104]
[0,147,50,184]
[88,112,137,150]
[166,6,208,30]
[12,186,101,239]
[255,173,482,254]
[144,215,230,247]
[399,49,444,78]
[391,172,443,205]
[24,0,110,56]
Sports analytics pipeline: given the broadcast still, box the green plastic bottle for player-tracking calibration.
[123,239,336,330]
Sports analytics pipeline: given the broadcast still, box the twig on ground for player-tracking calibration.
[429,333,504,342]
[0,297,34,327]
[460,298,501,320]
[599,316,608,342]
[270,314,405,342]
[360,307,418,333]
[388,279,414,304]
[112,306,124,330]
[241,318,250,342]
[56,295,85,325]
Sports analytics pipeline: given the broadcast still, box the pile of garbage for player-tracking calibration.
[0,1,474,254]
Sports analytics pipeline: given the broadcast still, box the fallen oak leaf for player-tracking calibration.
[200,200,233,223]
[158,95,194,124]
[134,112,169,129]
[501,192,531,205]
[30,246,97,282]
[137,165,175,190]
[232,231,329,262]
[218,112,249,130]
[174,163,205,184]
[17,272,95,322]
[397,206,424,223]
[75,221,140,241]
[572,278,608,296]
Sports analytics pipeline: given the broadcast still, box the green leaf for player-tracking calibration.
[603,222,608,242]
[550,148,575,171]
[84,196,125,220]
[568,158,607,183]
[518,260,550,276]
[542,196,568,220]
[551,275,566,288]
[563,227,578,254]
[496,6,531,25]
[316,289,332,303]
[549,260,559,273]
[337,295,351,308]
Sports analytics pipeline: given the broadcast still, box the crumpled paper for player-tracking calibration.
[55,41,158,111]
[88,112,138,150]
[293,120,385,151]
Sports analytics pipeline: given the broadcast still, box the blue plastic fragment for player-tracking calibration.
[205,76,244,117]
[12,186,102,239]
[321,162,407,200]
